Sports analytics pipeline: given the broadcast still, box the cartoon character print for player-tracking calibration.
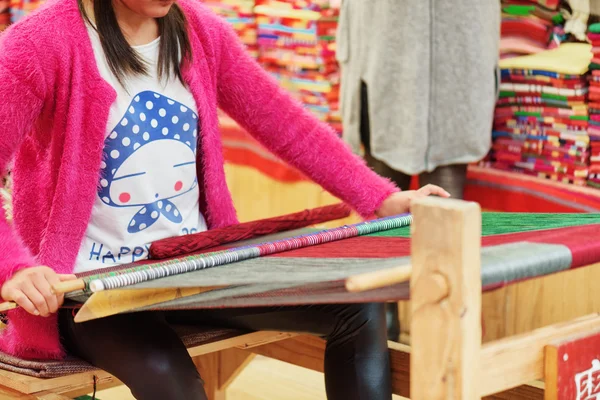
[99,91,199,234]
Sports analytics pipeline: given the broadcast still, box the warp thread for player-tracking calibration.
[85,213,413,292]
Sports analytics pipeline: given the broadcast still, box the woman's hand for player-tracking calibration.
[0,266,76,317]
[375,184,451,217]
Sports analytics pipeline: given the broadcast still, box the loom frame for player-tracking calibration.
[1,197,600,399]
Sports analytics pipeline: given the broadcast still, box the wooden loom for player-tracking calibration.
[1,197,600,399]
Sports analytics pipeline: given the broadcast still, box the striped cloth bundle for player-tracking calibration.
[499,0,566,59]
[203,0,258,58]
[0,0,9,31]
[254,0,341,133]
[587,23,600,187]
[0,0,43,31]
[485,43,592,186]
[8,0,42,24]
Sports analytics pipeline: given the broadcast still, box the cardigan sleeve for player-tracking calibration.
[214,19,399,218]
[0,31,46,289]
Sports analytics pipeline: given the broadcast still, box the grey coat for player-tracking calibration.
[336,0,501,175]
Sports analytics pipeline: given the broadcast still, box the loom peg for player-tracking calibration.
[0,302,18,312]
[345,264,412,292]
[0,279,85,312]
[52,279,86,294]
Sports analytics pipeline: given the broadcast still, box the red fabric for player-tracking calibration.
[267,224,600,270]
[501,20,552,45]
[149,203,352,259]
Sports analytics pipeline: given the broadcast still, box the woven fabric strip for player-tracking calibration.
[148,203,352,259]
[269,223,600,262]
[85,214,413,292]
[64,223,600,308]
[125,256,408,289]
[140,281,410,312]
[112,242,573,312]
[480,242,572,288]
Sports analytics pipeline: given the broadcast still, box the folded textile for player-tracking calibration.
[499,43,592,75]
[489,42,594,187]
[204,0,258,58]
[254,1,340,129]
[0,325,242,378]
[0,0,8,31]
[500,0,566,59]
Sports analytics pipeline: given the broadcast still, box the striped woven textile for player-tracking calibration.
[1,212,600,377]
[149,203,352,259]
[63,212,600,312]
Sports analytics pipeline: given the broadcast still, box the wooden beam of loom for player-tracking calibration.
[73,286,225,322]
[479,313,600,396]
[410,197,482,399]
[251,313,600,398]
[250,335,545,399]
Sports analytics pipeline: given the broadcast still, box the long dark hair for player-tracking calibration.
[78,0,191,87]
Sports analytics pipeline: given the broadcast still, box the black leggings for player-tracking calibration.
[59,303,391,400]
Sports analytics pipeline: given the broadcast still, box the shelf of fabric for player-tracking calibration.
[203,0,258,58]
[0,0,9,31]
[218,115,600,215]
[254,0,340,133]
[588,25,600,187]
[487,43,593,186]
[7,0,43,24]
[500,0,565,59]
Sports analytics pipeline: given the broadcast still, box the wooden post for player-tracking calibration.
[193,349,254,400]
[194,353,224,400]
[410,197,482,400]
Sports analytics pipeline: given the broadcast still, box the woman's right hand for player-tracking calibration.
[0,266,76,316]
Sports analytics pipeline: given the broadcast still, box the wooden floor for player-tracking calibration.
[92,356,406,399]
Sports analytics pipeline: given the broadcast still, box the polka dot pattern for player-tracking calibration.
[99,91,200,233]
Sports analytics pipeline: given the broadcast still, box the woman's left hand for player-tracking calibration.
[375,184,451,217]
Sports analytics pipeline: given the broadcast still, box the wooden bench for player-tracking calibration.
[0,330,295,399]
[0,328,549,400]
[0,326,566,400]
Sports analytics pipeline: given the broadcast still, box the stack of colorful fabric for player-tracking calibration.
[0,0,9,31]
[587,23,600,188]
[203,0,258,58]
[254,0,341,133]
[8,0,43,24]
[487,43,592,186]
[500,0,566,59]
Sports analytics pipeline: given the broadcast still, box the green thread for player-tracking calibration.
[589,22,600,33]
[587,181,600,189]
[514,111,542,117]
[541,92,568,101]
[369,213,600,238]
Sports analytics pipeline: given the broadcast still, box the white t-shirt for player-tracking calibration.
[75,26,207,273]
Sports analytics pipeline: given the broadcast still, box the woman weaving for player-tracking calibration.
[0,0,449,398]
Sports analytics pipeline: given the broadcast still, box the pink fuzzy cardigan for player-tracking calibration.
[0,0,397,360]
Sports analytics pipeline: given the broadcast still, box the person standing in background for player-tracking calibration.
[336,0,501,340]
